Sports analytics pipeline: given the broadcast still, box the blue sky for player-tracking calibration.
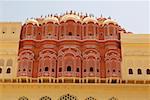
[0,0,149,33]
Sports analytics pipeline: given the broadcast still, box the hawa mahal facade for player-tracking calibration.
[0,11,149,100]
[18,11,122,80]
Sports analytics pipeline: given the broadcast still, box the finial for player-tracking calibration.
[89,14,94,17]
[86,13,88,16]
[74,11,76,15]
[101,14,103,17]
[54,13,58,17]
[70,10,73,14]
[80,12,83,16]
[66,11,68,14]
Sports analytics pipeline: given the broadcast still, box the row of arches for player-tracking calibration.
[0,59,13,74]
[129,68,150,75]
[18,94,118,100]
[18,50,34,77]
[0,68,11,74]
[17,48,121,78]
[21,21,119,40]
[0,59,13,66]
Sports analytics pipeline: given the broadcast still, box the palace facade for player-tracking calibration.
[0,11,149,100]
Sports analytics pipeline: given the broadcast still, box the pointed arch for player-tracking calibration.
[38,49,57,77]
[82,49,100,77]
[105,49,121,78]
[18,50,34,77]
[0,59,4,66]
[57,47,81,77]
[6,59,13,66]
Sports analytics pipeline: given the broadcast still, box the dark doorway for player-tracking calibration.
[67,66,71,71]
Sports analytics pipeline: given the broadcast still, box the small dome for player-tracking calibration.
[83,17,98,24]
[25,19,39,26]
[60,14,81,23]
[103,19,117,26]
[43,16,59,24]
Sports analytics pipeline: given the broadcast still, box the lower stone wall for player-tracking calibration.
[0,83,149,100]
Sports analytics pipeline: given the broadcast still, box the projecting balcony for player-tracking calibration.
[42,35,57,40]
[83,72,100,77]
[23,35,36,40]
[57,71,81,77]
[38,72,56,77]
[83,36,97,40]
[60,36,81,40]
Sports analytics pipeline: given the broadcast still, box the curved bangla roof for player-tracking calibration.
[83,16,98,24]
[103,19,118,26]
[24,11,119,26]
[43,16,59,24]
[25,19,39,26]
[60,14,81,23]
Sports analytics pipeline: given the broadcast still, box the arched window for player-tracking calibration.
[59,67,62,72]
[52,68,54,72]
[113,69,116,72]
[129,69,133,74]
[97,69,99,72]
[76,68,80,72]
[90,67,93,72]
[29,69,31,72]
[59,94,78,100]
[23,69,26,71]
[0,59,4,66]
[40,96,51,100]
[18,96,29,100]
[137,69,142,74]
[6,59,13,66]
[108,70,110,73]
[6,68,11,74]
[68,32,72,36]
[0,68,2,73]
[45,67,49,71]
[105,50,121,78]
[67,66,71,71]
[146,69,150,74]
[26,24,34,36]
[84,26,86,36]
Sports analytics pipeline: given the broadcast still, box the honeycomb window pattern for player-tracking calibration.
[59,94,78,100]
[18,96,29,100]
[40,96,51,100]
